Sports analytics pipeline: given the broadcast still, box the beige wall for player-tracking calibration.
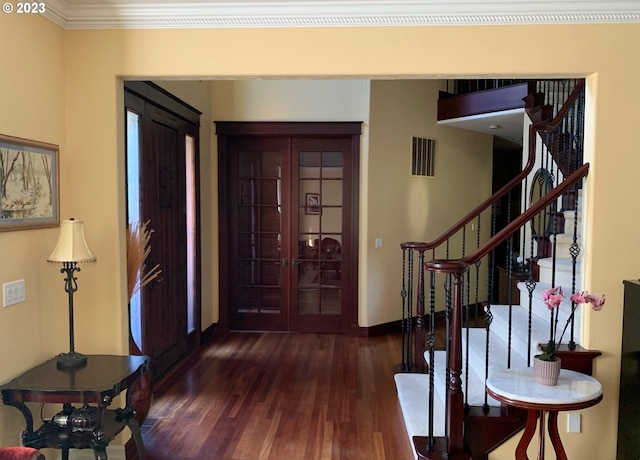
[0,13,65,449]
[0,16,638,459]
[368,79,493,325]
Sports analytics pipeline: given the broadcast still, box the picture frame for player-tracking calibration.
[0,134,60,231]
[305,193,320,215]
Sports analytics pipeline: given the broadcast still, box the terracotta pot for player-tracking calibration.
[534,355,562,386]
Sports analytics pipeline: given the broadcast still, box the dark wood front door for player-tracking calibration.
[125,82,201,379]
[217,122,360,334]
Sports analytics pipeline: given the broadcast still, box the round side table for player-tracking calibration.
[486,367,602,460]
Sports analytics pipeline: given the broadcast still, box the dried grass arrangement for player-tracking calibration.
[127,220,162,301]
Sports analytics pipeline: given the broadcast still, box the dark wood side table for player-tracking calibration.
[486,367,602,459]
[0,354,150,460]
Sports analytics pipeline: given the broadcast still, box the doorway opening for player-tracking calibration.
[216,122,361,334]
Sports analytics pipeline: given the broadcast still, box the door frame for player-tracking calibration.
[124,81,202,374]
[216,121,361,335]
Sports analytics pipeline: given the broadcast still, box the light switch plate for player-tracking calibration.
[3,279,26,307]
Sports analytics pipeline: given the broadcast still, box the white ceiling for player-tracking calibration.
[43,0,640,30]
[438,108,526,145]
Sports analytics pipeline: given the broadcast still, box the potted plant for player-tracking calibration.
[535,286,605,385]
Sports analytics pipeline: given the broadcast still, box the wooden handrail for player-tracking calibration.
[425,162,589,272]
[532,80,585,132]
[401,79,585,253]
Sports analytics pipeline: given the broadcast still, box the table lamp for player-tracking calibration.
[47,218,96,369]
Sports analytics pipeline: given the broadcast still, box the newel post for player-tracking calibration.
[425,259,469,456]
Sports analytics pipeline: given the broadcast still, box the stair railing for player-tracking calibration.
[399,79,586,459]
[422,163,588,457]
[399,80,585,373]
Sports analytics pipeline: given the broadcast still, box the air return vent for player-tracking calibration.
[411,136,436,177]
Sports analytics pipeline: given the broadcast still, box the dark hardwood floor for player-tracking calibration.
[141,332,415,460]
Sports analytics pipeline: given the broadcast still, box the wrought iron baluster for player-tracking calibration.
[415,249,426,372]
[427,270,436,451]
[407,248,414,370]
[401,248,408,370]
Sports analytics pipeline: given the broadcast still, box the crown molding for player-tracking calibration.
[42,0,640,30]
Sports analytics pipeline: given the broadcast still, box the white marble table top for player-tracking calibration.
[486,367,602,406]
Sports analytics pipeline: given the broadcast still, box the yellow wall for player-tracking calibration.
[0,12,65,449]
[368,79,493,325]
[0,16,638,459]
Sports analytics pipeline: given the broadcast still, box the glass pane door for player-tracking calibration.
[293,138,349,333]
[229,137,290,331]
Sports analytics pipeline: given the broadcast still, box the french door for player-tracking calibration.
[217,122,360,334]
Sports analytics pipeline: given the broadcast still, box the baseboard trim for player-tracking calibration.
[355,319,402,337]
[355,309,460,337]
[201,321,218,344]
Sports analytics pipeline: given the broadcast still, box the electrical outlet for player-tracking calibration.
[567,412,581,433]
[3,279,26,307]
[375,238,383,248]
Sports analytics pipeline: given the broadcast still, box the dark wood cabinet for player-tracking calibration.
[617,280,640,459]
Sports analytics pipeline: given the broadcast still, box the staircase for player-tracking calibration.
[394,80,596,459]
[395,204,583,459]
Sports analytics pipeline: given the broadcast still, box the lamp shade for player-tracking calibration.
[47,218,96,263]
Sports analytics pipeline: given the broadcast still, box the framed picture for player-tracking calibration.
[0,134,59,231]
[305,193,320,215]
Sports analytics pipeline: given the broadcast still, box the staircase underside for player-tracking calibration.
[437,83,532,121]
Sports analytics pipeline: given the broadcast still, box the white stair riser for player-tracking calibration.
[553,234,582,259]
[538,262,581,288]
[514,283,577,324]
[562,208,582,234]
[487,305,548,359]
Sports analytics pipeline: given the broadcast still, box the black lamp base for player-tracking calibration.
[56,351,87,370]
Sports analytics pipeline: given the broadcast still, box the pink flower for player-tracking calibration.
[543,286,564,310]
[586,293,606,311]
[538,287,605,362]
[570,291,606,311]
[570,291,587,304]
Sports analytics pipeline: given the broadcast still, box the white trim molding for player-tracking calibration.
[42,0,640,29]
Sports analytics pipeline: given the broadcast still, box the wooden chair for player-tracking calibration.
[313,237,342,277]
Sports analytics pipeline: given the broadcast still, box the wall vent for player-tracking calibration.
[411,136,436,177]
